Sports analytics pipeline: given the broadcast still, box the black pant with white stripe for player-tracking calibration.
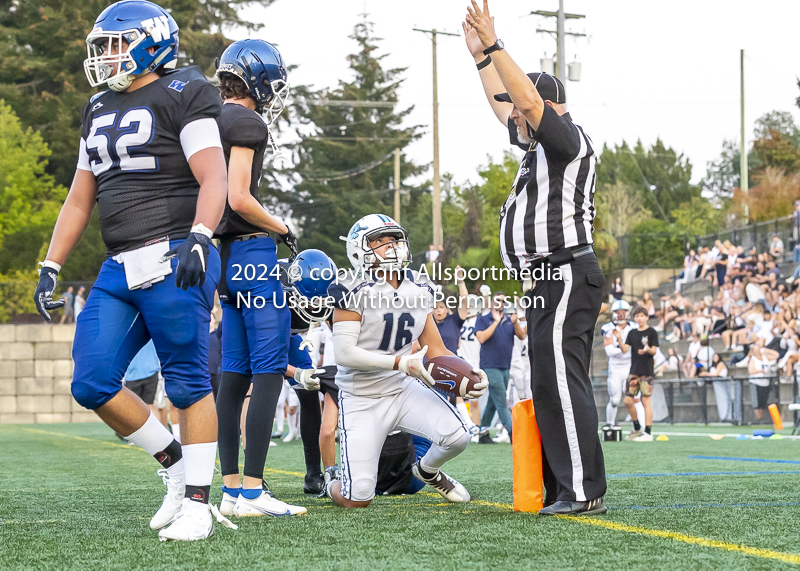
[526,253,606,503]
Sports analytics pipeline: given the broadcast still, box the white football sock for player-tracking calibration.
[634,401,646,426]
[127,413,174,454]
[127,413,184,477]
[606,401,617,425]
[288,411,299,437]
[171,423,181,443]
[182,442,217,488]
[275,404,285,433]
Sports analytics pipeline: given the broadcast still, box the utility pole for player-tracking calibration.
[740,49,749,221]
[531,6,585,80]
[414,27,458,248]
[394,148,401,223]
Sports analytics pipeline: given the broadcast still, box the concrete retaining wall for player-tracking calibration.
[0,324,98,424]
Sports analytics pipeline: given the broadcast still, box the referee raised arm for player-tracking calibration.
[464,0,607,516]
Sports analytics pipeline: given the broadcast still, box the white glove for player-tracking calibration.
[397,345,436,387]
[479,284,492,297]
[463,368,489,400]
[293,368,323,391]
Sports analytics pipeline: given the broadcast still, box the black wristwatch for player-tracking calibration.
[483,39,504,56]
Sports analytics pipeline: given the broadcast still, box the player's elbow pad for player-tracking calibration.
[332,321,396,371]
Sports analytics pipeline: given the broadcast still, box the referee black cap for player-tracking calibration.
[494,73,566,104]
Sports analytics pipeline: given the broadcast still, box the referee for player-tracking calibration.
[465,0,607,516]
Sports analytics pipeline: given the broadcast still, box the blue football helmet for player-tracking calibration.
[216,39,289,125]
[84,0,179,92]
[280,250,337,327]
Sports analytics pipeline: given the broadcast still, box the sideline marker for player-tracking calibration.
[512,399,543,512]
[768,404,784,430]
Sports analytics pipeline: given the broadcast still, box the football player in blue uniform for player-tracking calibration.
[212,39,308,517]
[33,0,235,541]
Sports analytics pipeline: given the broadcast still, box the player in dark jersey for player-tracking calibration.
[32,0,234,542]
[211,39,307,517]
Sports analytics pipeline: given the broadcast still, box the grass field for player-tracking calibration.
[1,422,799,570]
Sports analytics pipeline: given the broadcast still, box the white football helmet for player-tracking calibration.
[610,299,631,325]
[340,214,411,272]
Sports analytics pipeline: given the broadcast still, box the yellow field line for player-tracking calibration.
[458,498,800,565]
[12,426,142,451]
[13,426,800,564]
[558,515,800,565]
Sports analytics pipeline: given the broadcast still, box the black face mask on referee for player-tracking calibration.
[465,0,607,517]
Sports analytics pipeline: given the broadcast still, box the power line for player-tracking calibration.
[304,99,397,108]
[302,150,396,183]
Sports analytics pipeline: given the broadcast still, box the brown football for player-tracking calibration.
[427,355,481,397]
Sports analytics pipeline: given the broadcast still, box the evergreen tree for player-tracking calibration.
[0,0,274,186]
[269,20,425,269]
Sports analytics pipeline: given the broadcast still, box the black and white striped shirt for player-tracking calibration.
[498,105,597,272]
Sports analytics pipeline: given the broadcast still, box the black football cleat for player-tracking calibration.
[539,497,607,516]
[304,472,325,495]
[477,428,496,444]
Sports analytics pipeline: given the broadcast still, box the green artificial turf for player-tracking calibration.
[1,422,798,570]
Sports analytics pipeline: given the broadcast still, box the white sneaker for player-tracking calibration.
[150,469,185,530]
[412,462,470,503]
[282,432,295,443]
[219,491,238,517]
[633,432,654,442]
[730,344,744,352]
[158,499,237,541]
[470,434,480,444]
[233,491,307,517]
[492,428,510,443]
[269,440,277,447]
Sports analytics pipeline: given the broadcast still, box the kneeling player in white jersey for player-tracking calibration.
[325,214,488,507]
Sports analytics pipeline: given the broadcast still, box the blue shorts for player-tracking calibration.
[71,240,220,410]
[221,237,290,376]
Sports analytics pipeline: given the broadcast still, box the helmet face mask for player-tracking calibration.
[83,1,179,92]
[281,250,337,328]
[216,39,289,125]
[341,215,412,274]
[610,299,631,325]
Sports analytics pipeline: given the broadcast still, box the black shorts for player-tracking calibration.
[319,366,339,402]
[751,383,771,410]
[126,372,159,405]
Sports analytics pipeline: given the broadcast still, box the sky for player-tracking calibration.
[234,0,800,189]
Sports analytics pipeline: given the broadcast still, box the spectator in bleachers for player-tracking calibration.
[610,276,624,303]
[59,286,74,325]
[793,200,800,264]
[74,286,86,320]
[639,291,655,318]
[769,235,784,261]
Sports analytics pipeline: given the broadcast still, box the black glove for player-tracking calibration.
[277,228,299,262]
[34,266,65,322]
[163,232,211,290]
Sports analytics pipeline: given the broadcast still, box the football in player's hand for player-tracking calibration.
[426,356,481,397]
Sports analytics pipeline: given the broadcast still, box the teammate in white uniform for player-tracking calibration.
[602,300,636,426]
[325,214,488,507]
[458,294,484,426]
[509,307,531,403]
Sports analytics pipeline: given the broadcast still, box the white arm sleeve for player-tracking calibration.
[333,321,396,371]
[604,345,622,357]
[77,138,92,171]
[180,117,222,161]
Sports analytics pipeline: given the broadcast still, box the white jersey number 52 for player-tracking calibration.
[86,108,157,175]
